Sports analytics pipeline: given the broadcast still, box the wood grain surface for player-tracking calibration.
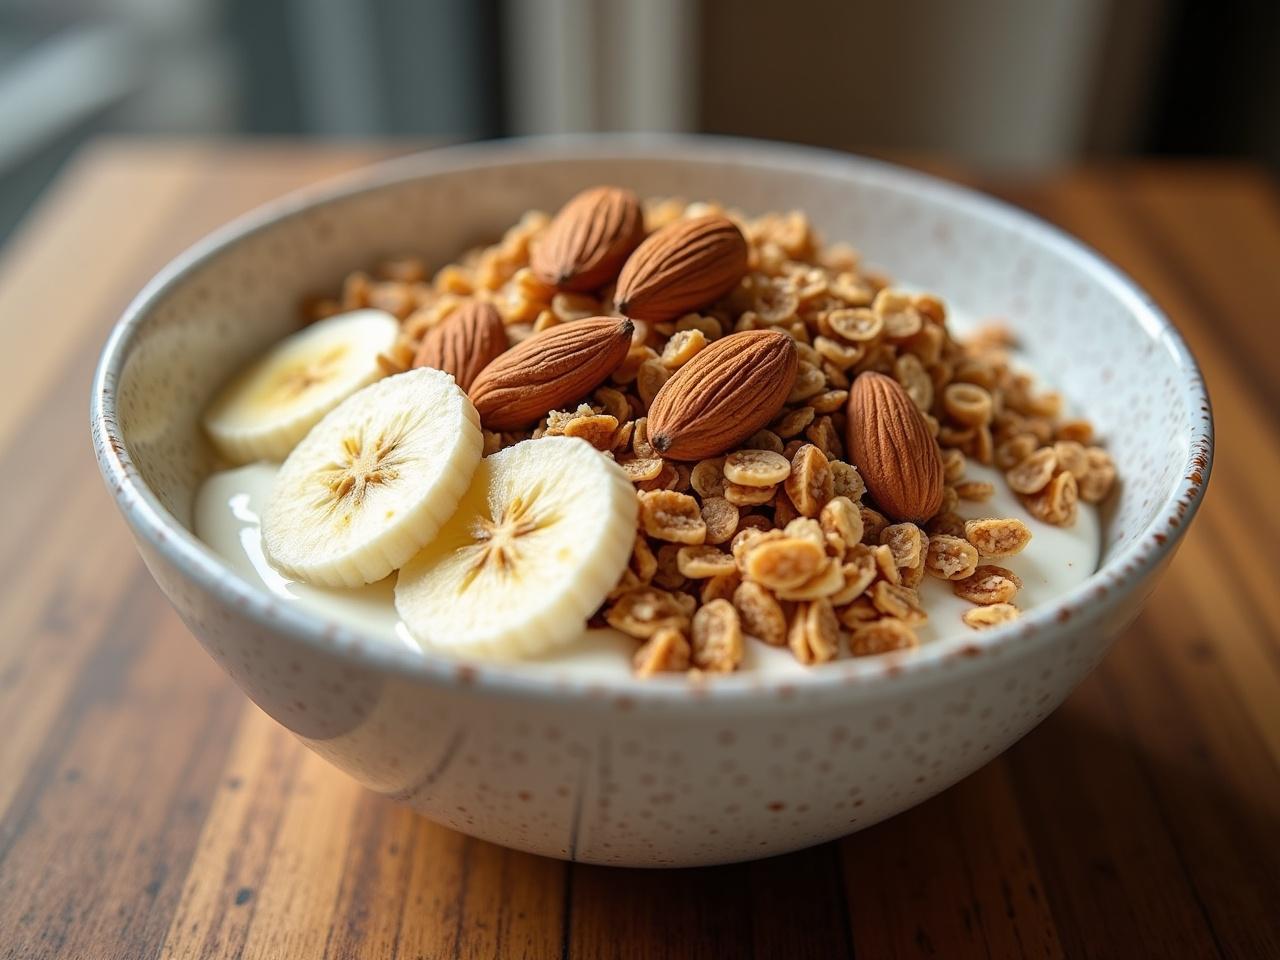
[0,141,1276,959]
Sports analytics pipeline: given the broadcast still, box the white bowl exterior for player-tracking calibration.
[95,138,1210,866]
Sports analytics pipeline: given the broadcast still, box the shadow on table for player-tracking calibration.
[558,689,1279,959]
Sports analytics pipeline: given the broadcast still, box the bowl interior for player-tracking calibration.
[105,139,1207,656]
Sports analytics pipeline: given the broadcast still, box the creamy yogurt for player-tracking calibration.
[194,458,1099,677]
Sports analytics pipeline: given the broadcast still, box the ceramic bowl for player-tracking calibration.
[91,136,1212,867]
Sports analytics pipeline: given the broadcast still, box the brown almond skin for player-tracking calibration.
[530,186,645,292]
[412,300,505,391]
[646,330,797,460]
[468,317,633,430]
[845,372,944,522]
[614,215,749,322]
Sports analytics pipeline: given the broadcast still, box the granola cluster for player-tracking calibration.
[304,200,1118,675]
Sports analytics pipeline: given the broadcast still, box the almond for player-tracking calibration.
[530,186,645,292]
[412,300,505,391]
[845,372,943,522]
[468,316,633,429]
[614,215,749,322]
[645,330,797,460]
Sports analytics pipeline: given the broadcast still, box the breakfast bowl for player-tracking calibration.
[91,136,1212,867]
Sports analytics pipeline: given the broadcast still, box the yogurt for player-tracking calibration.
[194,460,1099,677]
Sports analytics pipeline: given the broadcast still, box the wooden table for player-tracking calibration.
[0,141,1276,959]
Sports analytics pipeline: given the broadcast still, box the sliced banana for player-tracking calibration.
[395,436,638,659]
[203,309,399,463]
[262,368,482,588]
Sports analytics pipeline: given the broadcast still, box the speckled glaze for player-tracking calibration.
[91,136,1212,867]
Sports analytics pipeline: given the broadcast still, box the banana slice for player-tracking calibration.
[203,309,399,463]
[395,436,638,659]
[262,368,482,588]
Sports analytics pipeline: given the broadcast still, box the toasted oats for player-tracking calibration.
[634,627,691,676]
[860,506,889,544]
[1006,447,1058,494]
[482,430,502,456]
[872,544,901,584]
[700,496,740,545]
[635,461,678,492]
[871,581,928,625]
[640,490,706,544]
[782,517,826,550]
[874,289,924,340]
[943,382,994,426]
[819,496,864,556]
[814,335,865,369]
[808,389,849,415]
[895,353,934,411]
[1080,447,1116,503]
[637,358,672,407]
[592,386,631,423]
[777,557,846,600]
[631,535,658,583]
[837,596,881,628]
[675,313,723,340]
[672,590,698,619]
[653,543,687,590]
[678,545,737,579]
[1052,440,1090,480]
[1056,419,1094,445]
[606,587,690,638]
[701,572,741,604]
[880,522,924,570]
[1023,470,1079,525]
[953,565,1023,605]
[925,534,979,580]
[941,447,966,483]
[660,328,707,369]
[850,618,919,656]
[788,599,840,665]
[788,363,828,404]
[827,306,882,343]
[927,510,968,539]
[784,443,834,518]
[724,481,777,506]
[954,481,994,503]
[619,456,664,483]
[962,603,1019,630]
[724,449,792,487]
[965,518,1032,558]
[563,414,618,450]
[733,580,787,646]
[743,537,826,590]
[831,546,878,604]
[691,600,744,672]
[743,429,786,454]
[690,457,727,498]
[804,415,844,461]
[773,405,817,438]
[830,460,866,501]
[994,433,1039,471]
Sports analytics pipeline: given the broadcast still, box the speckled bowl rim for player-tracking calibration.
[91,134,1213,704]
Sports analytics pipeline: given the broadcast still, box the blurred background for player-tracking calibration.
[2,0,1278,243]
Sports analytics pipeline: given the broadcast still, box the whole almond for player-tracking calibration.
[530,186,645,292]
[646,330,797,460]
[412,300,505,391]
[845,372,943,522]
[614,215,749,322]
[468,317,633,429]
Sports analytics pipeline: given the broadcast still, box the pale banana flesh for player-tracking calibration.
[203,309,399,464]
[262,368,483,588]
[395,436,638,658]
